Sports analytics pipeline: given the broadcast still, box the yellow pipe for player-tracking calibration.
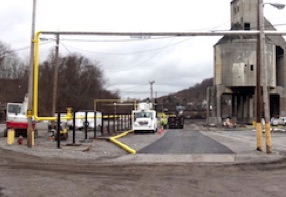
[32,31,70,121]
[109,130,136,154]
[94,99,137,112]
[33,32,135,122]
[112,130,132,139]
[33,31,56,121]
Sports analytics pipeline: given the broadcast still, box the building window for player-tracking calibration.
[244,23,250,30]
[233,6,240,14]
[250,65,254,71]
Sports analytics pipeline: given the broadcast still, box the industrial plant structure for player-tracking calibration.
[207,0,286,124]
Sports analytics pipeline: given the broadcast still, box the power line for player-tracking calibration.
[107,38,176,73]
[2,41,53,54]
[59,36,191,56]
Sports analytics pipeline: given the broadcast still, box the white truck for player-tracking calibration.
[5,94,36,137]
[132,102,157,133]
[67,111,102,130]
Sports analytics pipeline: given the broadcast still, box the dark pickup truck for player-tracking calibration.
[167,115,184,129]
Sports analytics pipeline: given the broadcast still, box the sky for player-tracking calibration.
[1,0,286,99]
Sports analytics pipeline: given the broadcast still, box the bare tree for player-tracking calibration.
[38,52,119,115]
[0,41,28,107]
[0,41,24,79]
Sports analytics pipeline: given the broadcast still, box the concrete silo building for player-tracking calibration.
[207,0,286,124]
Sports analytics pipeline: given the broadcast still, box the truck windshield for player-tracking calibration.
[7,104,22,114]
[135,112,153,118]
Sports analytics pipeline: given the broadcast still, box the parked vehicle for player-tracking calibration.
[271,116,286,126]
[132,103,157,133]
[168,114,184,129]
[5,94,36,137]
[67,111,102,130]
[271,117,279,126]
[277,117,286,125]
[167,105,184,129]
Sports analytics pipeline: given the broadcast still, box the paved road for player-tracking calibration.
[1,147,286,197]
[138,130,234,154]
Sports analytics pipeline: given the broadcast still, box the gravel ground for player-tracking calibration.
[0,122,166,160]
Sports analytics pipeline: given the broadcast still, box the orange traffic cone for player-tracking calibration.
[158,126,164,134]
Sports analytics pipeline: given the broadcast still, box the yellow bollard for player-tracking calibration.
[32,130,34,146]
[7,129,15,145]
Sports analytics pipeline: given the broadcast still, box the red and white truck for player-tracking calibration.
[4,95,36,137]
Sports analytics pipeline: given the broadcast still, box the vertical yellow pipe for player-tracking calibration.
[265,123,272,153]
[256,122,263,151]
[33,31,41,119]
[32,32,56,122]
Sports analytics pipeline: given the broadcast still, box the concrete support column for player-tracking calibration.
[238,95,244,122]
[243,96,249,123]
[280,95,286,116]
[206,87,210,124]
[215,85,226,124]
[249,96,254,122]
[211,87,216,118]
[216,90,222,124]
[232,95,238,121]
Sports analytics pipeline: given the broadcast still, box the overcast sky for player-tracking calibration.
[1,0,286,99]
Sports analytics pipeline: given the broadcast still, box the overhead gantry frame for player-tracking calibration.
[32,30,286,121]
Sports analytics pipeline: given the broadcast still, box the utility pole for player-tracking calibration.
[149,80,155,108]
[27,0,37,148]
[259,0,272,153]
[257,1,284,153]
[256,0,263,152]
[51,34,60,126]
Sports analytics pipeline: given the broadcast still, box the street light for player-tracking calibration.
[149,80,155,108]
[258,0,285,153]
[267,3,285,10]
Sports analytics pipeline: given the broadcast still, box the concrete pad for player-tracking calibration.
[235,152,285,164]
[109,154,236,164]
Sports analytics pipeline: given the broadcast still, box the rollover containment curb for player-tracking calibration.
[109,130,136,154]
